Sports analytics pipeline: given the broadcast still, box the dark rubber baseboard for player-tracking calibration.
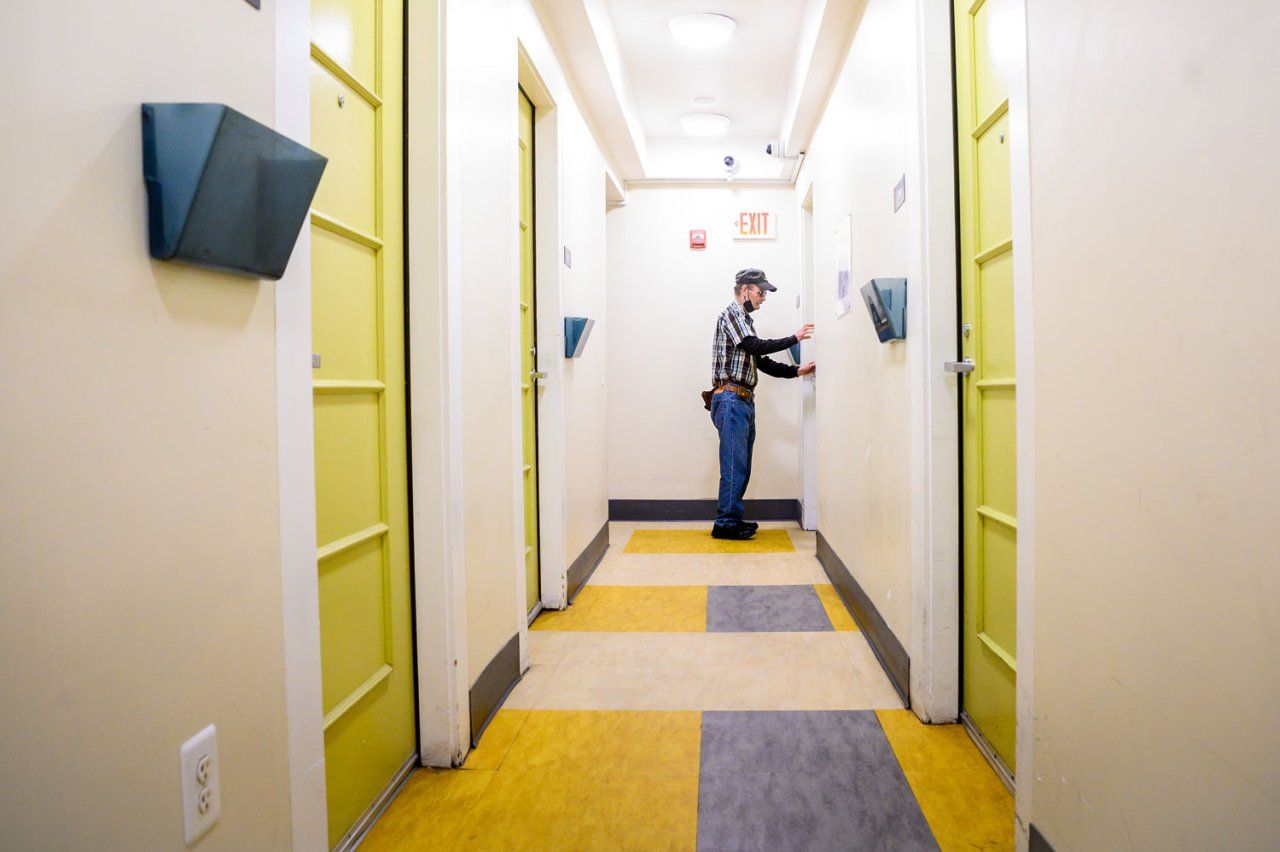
[815,530,911,705]
[1029,824,1055,852]
[469,632,520,747]
[608,498,801,522]
[567,520,610,603]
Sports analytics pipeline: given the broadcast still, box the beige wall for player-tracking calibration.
[793,0,920,642]
[606,186,802,502]
[450,0,612,677]
[0,2,292,849]
[1023,1,1280,846]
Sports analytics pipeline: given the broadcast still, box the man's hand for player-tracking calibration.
[794,323,815,341]
[798,361,816,376]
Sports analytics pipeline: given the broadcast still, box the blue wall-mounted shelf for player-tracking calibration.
[141,103,327,280]
[860,278,907,342]
[564,317,595,358]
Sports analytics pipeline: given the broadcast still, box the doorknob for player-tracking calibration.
[944,358,975,375]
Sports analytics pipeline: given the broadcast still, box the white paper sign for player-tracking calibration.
[834,213,853,317]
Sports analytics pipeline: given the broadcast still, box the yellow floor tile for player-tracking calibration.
[814,583,860,631]
[462,709,530,770]
[901,769,1014,852]
[875,709,999,773]
[531,585,707,632]
[453,767,698,851]
[360,768,496,850]
[876,710,1014,851]
[623,529,796,554]
[501,710,702,773]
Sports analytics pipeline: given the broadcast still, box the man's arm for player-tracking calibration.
[736,334,797,356]
[756,354,800,379]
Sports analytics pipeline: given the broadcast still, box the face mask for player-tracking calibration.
[743,298,756,313]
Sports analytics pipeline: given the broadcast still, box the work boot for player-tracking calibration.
[711,522,756,540]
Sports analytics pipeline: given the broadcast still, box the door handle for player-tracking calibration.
[944,358,975,375]
[530,370,548,382]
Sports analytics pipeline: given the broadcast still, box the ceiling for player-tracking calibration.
[533,0,867,184]
[606,0,808,142]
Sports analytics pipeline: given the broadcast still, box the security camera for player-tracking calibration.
[764,139,786,159]
[722,155,737,171]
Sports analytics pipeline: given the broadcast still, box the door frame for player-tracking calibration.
[798,186,818,531]
[1005,0,1037,845]
[517,43,573,626]
[274,0,329,845]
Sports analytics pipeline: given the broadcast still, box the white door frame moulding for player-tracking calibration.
[1008,0,1037,846]
[517,42,571,622]
[905,0,961,725]
[798,183,819,532]
[411,0,472,768]
[274,0,329,846]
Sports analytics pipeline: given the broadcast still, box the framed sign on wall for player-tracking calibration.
[834,213,853,317]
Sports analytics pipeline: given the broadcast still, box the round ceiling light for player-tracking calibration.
[668,13,736,49]
[680,113,731,137]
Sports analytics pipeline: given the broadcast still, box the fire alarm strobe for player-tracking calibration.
[689,229,707,250]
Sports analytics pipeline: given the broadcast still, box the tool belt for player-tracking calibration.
[701,382,754,410]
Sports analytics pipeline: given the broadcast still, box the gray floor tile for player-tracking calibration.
[697,711,937,851]
[707,585,834,633]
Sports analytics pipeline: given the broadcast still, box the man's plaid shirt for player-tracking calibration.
[712,300,760,388]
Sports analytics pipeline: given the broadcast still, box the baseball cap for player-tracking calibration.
[735,268,777,292]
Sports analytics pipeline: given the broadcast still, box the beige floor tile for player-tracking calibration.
[535,658,704,710]
[553,631,706,666]
[700,632,870,711]
[608,520,800,537]
[798,554,833,585]
[840,633,907,709]
[528,630,570,666]
[588,552,809,587]
[787,528,818,552]
[503,662,559,710]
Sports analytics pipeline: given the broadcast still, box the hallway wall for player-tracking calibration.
[1022,2,1280,847]
[448,0,610,680]
[0,2,292,849]
[605,187,802,503]
[791,0,922,647]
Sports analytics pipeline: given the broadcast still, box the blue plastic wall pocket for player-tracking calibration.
[141,103,327,279]
[860,278,907,342]
[564,317,596,358]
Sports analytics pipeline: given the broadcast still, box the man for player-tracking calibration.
[708,268,815,540]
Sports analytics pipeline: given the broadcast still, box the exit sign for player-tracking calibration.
[733,211,776,240]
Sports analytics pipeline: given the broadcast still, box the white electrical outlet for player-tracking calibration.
[180,725,221,845]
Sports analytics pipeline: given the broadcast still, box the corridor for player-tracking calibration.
[362,523,1013,850]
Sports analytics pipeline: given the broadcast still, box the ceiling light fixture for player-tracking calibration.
[668,13,736,49]
[680,113,731,138]
[693,95,717,106]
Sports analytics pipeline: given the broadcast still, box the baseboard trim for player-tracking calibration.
[468,632,520,747]
[815,530,910,705]
[567,521,610,603]
[608,498,801,522]
[1029,824,1055,852]
[332,751,417,852]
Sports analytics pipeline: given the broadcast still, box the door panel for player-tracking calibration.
[519,89,541,613]
[956,0,1018,772]
[310,0,414,844]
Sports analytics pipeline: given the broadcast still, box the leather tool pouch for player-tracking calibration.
[701,389,714,411]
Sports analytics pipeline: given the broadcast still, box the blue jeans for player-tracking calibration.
[710,391,756,528]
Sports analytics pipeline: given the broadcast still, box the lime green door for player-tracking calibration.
[309,0,415,843]
[955,0,1017,772]
[518,89,541,613]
